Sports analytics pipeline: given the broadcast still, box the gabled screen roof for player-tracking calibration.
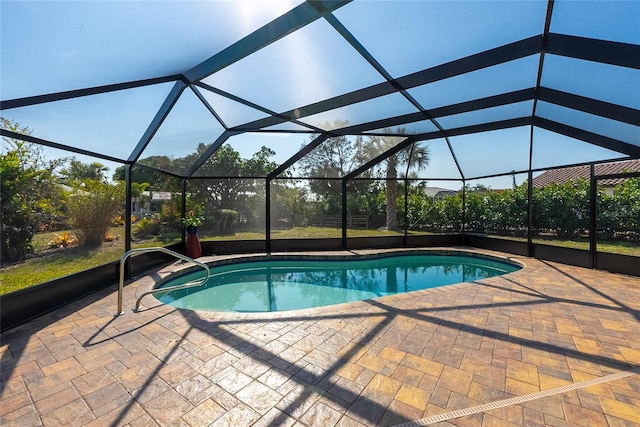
[1,0,638,182]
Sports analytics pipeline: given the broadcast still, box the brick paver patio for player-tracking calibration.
[2,248,639,426]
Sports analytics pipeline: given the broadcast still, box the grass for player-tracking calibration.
[1,226,638,295]
[489,234,640,257]
[1,241,125,295]
[0,226,178,295]
[200,227,404,241]
[2,227,126,294]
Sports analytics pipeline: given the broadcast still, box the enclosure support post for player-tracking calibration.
[589,164,597,269]
[403,144,414,248]
[266,178,272,253]
[124,164,133,279]
[461,180,466,246]
[181,179,187,247]
[341,180,348,250]
[403,177,408,247]
[527,169,534,257]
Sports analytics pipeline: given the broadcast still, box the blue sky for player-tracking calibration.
[1,1,637,189]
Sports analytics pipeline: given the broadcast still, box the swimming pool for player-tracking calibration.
[154,252,520,312]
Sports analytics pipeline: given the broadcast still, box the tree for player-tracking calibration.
[131,182,151,215]
[1,118,65,261]
[271,182,308,228]
[296,125,430,227]
[364,128,430,230]
[190,144,245,212]
[239,146,278,227]
[297,121,372,216]
[298,123,361,210]
[113,156,179,191]
[244,146,278,176]
[1,147,37,261]
[60,159,108,182]
[186,144,278,231]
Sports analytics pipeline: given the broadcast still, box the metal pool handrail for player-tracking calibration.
[116,247,210,315]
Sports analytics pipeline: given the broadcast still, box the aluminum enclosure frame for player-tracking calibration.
[1,0,638,303]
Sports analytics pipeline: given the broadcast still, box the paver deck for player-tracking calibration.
[2,248,639,426]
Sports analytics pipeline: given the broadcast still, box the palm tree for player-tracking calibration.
[366,128,430,230]
[131,182,150,215]
[60,159,109,183]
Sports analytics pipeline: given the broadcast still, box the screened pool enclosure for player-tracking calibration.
[1,1,639,326]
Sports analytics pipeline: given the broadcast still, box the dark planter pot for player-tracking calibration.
[185,226,202,258]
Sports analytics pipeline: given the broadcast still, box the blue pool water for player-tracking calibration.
[155,253,520,312]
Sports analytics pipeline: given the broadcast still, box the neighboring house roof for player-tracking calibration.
[532,159,640,188]
[142,191,173,201]
[423,187,458,198]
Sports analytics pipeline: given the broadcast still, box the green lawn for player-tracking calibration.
[203,226,404,240]
[1,227,174,295]
[1,226,638,295]
[1,241,125,294]
[491,234,640,257]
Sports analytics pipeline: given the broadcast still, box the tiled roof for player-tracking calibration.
[532,159,640,188]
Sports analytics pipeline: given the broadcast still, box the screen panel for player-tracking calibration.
[0,139,128,293]
[531,127,629,170]
[364,119,439,136]
[334,1,546,78]
[408,138,462,180]
[1,1,303,99]
[406,55,539,110]
[465,174,529,238]
[270,178,343,239]
[536,102,639,147]
[437,101,533,131]
[596,176,640,257]
[532,167,591,250]
[550,0,639,44]
[346,179,402,237]
[194,87,270,128]
[139,89,226,175]
[188,178,266,241]
[202,18,385,114]
[297,93,419,131]
[283,134,366,178]
[193,132,311,178]
[541,55,640,110]
[449,127,532,179]
[3,83,175,161]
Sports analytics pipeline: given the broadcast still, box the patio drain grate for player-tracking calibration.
[393,366,640,426]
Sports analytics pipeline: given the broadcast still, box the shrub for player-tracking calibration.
[112,215,125,227]
[1,120,65,261]
[48,232,78,248]
[133,215,162,239]
[66,180,124,246]
[213,209,238,234]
